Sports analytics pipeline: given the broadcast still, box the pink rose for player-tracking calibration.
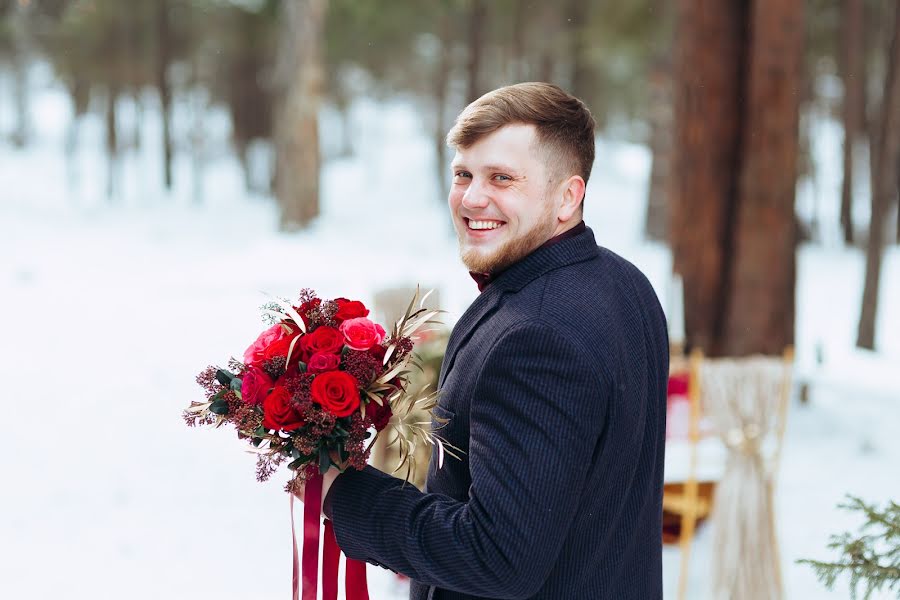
[307,352,341,374]
[241,366,274,405]
[339,317,386,351]
[243,324,290,366]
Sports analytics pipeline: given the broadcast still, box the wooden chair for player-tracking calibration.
[665,347,793,600]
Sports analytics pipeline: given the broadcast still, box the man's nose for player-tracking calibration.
[461,178,489,209]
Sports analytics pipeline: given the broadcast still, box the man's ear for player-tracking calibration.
[558,175,586,222]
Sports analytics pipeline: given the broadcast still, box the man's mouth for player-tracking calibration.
[465,218,506,231]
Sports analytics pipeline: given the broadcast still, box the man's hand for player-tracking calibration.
[292,467,342,515]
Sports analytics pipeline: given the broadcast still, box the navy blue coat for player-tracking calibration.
[326,226,668,599]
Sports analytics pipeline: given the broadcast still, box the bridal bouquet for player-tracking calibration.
[184,288,455,490]
[183,289,456,600]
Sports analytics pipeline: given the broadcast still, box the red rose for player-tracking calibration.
[310,371,360,417]
[339,317,386,351]
[263,385,305,431]
[300,326,344,361]
[263,332,302,364]
[369,398,393,431]
[240,366,274,405]
[307,352,340,374]
[334,299,370,323]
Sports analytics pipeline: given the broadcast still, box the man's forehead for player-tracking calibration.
[451,123,539,168]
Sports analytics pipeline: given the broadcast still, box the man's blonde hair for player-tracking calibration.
[446,82,596,186]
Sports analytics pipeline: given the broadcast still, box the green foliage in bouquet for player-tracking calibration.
[798,495,900,599]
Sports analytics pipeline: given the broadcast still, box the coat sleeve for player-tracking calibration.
[327,319,607,599]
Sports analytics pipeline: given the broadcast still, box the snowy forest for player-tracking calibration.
[1,1,898,599]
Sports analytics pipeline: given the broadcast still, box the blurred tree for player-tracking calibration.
[643,0,674,242]
[857,1,900,350]
[840,0,865,245]
[204,0,278,192]
[155,0,174,189]
[671,0,803,358]
[7,0,34,147]
[465,0,486,103]
[274,0,327,230]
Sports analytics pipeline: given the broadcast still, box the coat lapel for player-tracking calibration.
[438,226,600,388]
[438,282,504,388]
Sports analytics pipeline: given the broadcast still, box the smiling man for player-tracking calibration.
[320,83,669,599]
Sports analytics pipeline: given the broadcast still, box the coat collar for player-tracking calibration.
[439,226,600,388]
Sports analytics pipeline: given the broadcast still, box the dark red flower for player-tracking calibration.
[307,352,341,374]
[296,298,322,328]
[369,398,393,431]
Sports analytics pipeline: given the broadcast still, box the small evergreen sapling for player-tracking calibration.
[798,495,900,599]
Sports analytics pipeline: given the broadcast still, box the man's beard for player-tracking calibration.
[459,206,557,274]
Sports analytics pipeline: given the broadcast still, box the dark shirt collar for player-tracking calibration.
[469,220,587,292]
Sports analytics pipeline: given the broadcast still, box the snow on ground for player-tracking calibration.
[0,75,898,599]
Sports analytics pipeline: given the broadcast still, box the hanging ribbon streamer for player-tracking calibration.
[322,520,340,600]
[291,473,370,600]
[345,557,370,600]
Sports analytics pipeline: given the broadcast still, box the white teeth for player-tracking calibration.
[468,220,503,230]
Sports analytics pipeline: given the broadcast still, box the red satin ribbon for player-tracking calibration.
[345,557,370,600]
[323,520,340,600]
[291,473,370,600]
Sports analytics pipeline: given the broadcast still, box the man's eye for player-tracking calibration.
[493,174,512,182]
[454,171,472,180]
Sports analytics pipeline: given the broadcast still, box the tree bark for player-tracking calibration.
[672,0,802,358]
[840,0,865,245]
[857,3,900,349]
[156,0,174,190]
[671,0,745,356]
[274,0,327,231]
[721,0,803,357]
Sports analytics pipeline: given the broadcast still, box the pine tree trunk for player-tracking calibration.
[721,0,803,358]
[10,1,32,148]
[106,88,120,201]
[156,0,174,190]
[567,0,589,100]
[673,0,801,359]
[840,0,865,245]
[645,58,673,242]
[671,0,745,356]
[274,0,327,231]
[857,3,900,350]
[512,0,528,81]
[433,17,452,199]
[466,0,486,103]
